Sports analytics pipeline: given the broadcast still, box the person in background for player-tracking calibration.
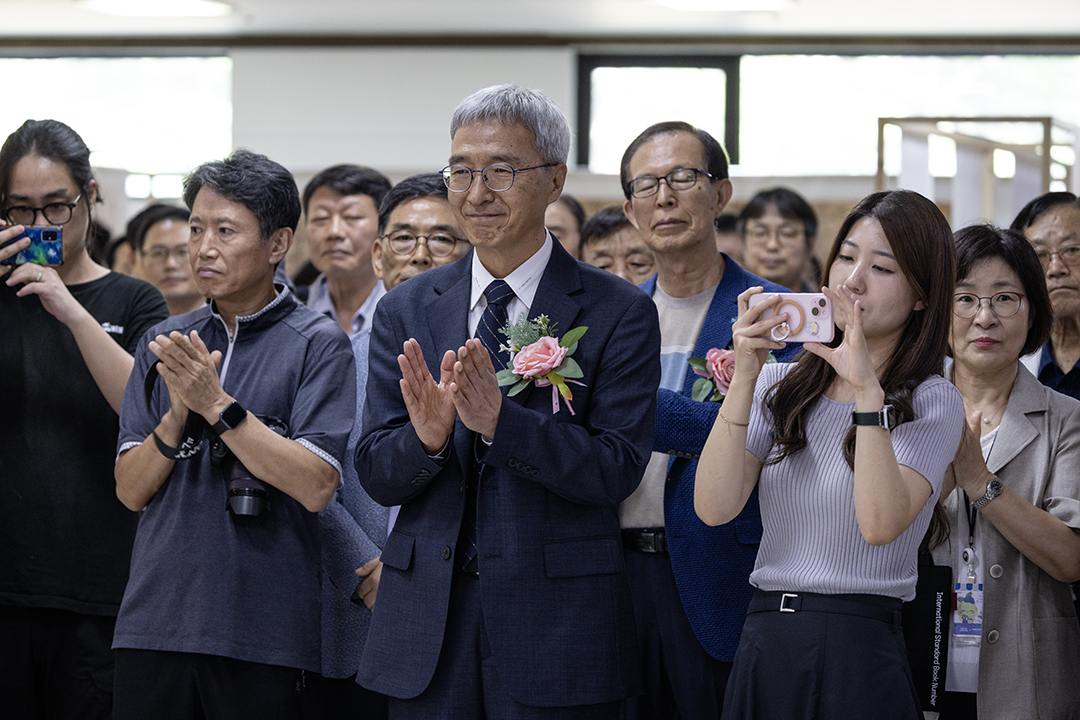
[545,192,586,258]
[739,187,819,293]
[579,204,654,286]
[129,203,204,316]
[0,118,168,719]
[934,224,1080,720]
[310,172,470,720]
[696,189,963,720]
[715,212,742,263]
[303,164,391,335]
[620,121,798,719]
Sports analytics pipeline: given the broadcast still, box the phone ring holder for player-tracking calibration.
[770,298,806,341]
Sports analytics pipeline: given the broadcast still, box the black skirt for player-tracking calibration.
[721,590,922,720]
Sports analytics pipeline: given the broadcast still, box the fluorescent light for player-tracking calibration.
[80,0,233,18]
[652,0,792,10]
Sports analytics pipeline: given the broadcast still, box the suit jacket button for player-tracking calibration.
[989,564,1003,579]
[441,546,452,561]
[987,629,999,644]
[531,469,539,477]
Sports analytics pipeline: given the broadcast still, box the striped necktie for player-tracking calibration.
[475,279,514,369]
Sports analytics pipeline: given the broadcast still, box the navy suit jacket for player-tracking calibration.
[642,258,800,661]
[355,241,661,706]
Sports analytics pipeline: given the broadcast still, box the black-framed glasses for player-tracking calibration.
[383,231,465,258]
[953,292,1025,318]
[626,168,716,199]
[3,194,82,226]
[441,163,556,193]
[143,245,189,265]
[1034,244,1080,268]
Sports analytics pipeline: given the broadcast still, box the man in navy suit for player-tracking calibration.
[619,121,800,719]
[355,85,660,719]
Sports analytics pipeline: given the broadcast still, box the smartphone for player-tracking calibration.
[748,292,834,343]
[1,226,63,266]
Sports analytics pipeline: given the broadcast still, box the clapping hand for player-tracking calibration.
[398,339,457,454]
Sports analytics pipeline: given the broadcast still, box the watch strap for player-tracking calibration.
[851,404,900,430]
[972,479,1003,510]
[212,401,247,435]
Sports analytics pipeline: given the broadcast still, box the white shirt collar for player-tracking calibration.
[469,232,553,320]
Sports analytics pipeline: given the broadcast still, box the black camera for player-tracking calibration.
[210,416,289,518]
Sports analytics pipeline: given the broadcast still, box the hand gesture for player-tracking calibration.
[354,556,383,610]
[398,338,457,454]
[450,338,502,439]
[3,226,85,327]
[148,330,226,421]
[949,410,994,498]
[802,285,878,396]
[731,287,789,381]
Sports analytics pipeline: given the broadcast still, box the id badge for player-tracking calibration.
[952,581,983,644]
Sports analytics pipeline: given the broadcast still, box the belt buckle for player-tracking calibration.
[641,531,658,553]
[780,592,799,613]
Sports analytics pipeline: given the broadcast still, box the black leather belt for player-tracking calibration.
[748,589,902,627]
[621,528,667,553]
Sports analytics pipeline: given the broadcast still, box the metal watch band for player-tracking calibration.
[972,479,1003,510]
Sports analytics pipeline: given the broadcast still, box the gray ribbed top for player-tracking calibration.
[745,363,964,600]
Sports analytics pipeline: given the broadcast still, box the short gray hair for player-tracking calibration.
[450,84,571,165]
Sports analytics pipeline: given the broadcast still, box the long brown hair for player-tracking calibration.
[764,190,956,468]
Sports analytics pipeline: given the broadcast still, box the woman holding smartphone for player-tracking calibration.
[0,119,167,717]
[696,189,965,720]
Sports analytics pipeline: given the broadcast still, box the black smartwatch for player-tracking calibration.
[212,401,247,434]
[851,404,901,430]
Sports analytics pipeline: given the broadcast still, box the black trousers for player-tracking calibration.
[622,548,732,720]
[300,672,388,720]
[113,648,302,720]
[0,605,116,720]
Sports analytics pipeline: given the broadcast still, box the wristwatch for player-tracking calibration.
[212,400,247,435]
[972,478,1003,510]
[851,404,901,430]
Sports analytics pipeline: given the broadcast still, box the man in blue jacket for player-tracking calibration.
[620,121,800,719]
[355,84,660,719]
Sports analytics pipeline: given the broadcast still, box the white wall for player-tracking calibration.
[231,47,576,176]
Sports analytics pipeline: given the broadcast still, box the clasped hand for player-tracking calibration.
[398,338,501,454]
[148,330,226,427]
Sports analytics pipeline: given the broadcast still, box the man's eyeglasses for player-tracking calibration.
[953,292,1025,318]
[744,225,806,246]
[626,168,716,199]
[383,231,464,258]
[143,245,189,265]
[441,163,555,193]
[3,194,82,226]
[1034,244,1080,269]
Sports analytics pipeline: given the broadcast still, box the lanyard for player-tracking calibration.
[959,431,997,580]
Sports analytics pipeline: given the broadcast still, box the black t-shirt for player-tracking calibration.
[0,269,168,616]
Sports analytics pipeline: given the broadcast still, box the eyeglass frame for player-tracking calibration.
[441,163,557,193]
[952,291,1026,319]
[1034,244,1080,269]
[141,244,190,265]
[3,193,82,226]
[625,167,718,199]
[381,230,466,258]
[743,223,808,246]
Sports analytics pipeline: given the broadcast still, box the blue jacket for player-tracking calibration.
[356,242,661,705]
[642,258,800,661]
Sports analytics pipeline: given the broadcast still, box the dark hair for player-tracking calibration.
[0,118,102,213]
[553,194,586,232]
[104,234,131,269]
[765,190,956,468]
[183,149,300,242]
[738,187,818,244]
[954,224,1052,358]
[715,212,739,233]
[87,221,112,266]
[1010,191,1080,232]
[619,121,729,200]
[580,205,631,251]
[377,173,449,236]
[126,203,190,253]
[302,164,391,217]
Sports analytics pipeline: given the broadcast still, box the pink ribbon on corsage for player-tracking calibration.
[534,377,586,415]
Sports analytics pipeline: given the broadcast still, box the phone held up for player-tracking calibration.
[1,226,64,266]
[748,292,834,344]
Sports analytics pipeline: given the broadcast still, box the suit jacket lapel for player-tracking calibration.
[987,363,1044,473]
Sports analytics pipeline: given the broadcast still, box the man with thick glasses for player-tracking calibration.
[356,85,660,719]
[313,173,469,719]
[619,121,798,719]
[127,203,205,316]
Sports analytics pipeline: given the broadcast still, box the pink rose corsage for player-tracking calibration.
[496,314,587,415]
[689,347,736,402]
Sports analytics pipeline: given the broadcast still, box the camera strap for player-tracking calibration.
[142,362,207,459]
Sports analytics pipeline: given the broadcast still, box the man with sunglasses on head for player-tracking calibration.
[619,121,798,719]
[355,85,660,719]
[311,173,469,720]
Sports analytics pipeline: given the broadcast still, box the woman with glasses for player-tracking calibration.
[932,224,1080,720]
[0,119,167,718]
[695,190,964,720]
